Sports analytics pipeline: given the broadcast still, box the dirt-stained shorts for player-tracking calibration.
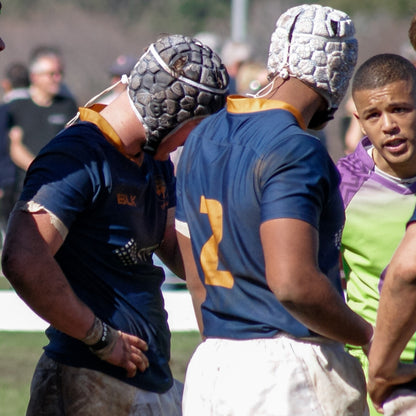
[183,334,369,416]
[26,353,183,416]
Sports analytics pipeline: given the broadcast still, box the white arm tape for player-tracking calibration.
[13,200,68,240]
[175,218,190,238]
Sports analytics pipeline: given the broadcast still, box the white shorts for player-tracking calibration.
[383,388,416,416]
[183,334,368,416]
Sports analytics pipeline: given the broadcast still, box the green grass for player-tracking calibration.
[0,276,13,290]
[0,332,46,416]
[170,330,201,382]
[0,330,201,416]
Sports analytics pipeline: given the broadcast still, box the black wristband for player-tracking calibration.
[89,321,111,351]
[82,316,103,346]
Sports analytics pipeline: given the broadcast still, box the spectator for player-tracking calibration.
[0,62,30,240]
[1,62,30,102]
[7,45,78,195]
[175,4,372,415]
[99,54,137,105]
[337,53,416,416]
[28,45,75,100]
[1,34,228,415]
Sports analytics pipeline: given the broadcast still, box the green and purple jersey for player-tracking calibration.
[338,137,416,361]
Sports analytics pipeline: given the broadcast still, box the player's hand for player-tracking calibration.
[367,378,390,414]
[368,362,416,413]
[104,331,149,378]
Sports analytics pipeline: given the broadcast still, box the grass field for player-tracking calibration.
[0,276,13,291]
[0,330,201,416]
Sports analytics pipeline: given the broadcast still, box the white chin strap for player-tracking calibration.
[66,74,131,127]
[127,87,145,128]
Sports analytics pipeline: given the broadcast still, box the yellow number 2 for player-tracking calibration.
[200,196,234,288]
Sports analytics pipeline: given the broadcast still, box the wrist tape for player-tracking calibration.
[82,316,120,360]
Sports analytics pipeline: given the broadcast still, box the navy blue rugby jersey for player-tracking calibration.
[20,107,176,393]
[176,96,345,340]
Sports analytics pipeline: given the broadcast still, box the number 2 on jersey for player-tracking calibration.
[200,196,234,288]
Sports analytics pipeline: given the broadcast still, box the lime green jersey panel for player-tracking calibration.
[338,138,416,362]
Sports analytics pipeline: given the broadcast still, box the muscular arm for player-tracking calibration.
[1,209,149,377]
[368,222,416,412]
[260,218,373,346]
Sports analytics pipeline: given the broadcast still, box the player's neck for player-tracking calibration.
[100,92,146,162]
[267,77,323,128]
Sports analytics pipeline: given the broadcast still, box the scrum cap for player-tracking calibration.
[267,4,357,113]
[128,34,229,155]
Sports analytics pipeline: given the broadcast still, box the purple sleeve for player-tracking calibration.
[336,137,374,208]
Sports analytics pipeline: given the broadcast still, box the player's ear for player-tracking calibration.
[353,112,367,136]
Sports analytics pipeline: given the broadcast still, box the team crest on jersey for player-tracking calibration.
[113,238,159,266]
[154,175,169,210]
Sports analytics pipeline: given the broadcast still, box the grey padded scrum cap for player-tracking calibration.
[128,34,229,155]
[267,4,358,112]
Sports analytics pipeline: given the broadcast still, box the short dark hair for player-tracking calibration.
[5,62,29,88]
[352,54,416,94]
